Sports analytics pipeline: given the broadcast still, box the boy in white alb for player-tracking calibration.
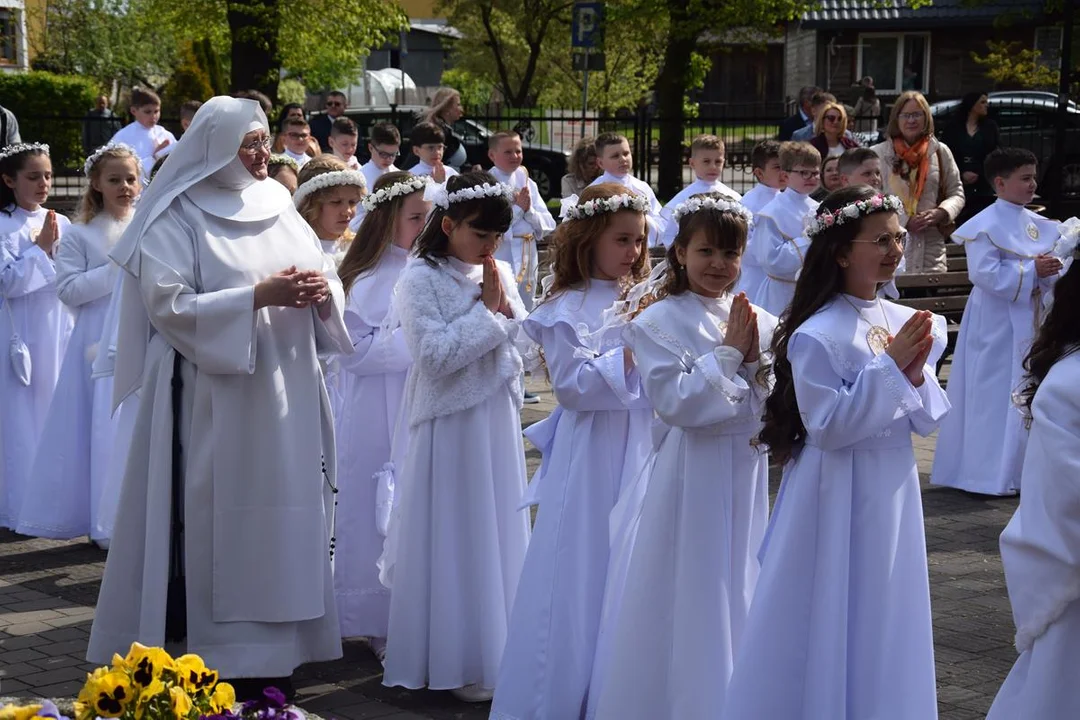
[838,147,903,300]
[328,117,362,170]
[408,122,458,183]
[350,123,402,233]
[735,140,785,300]
[281,117,313,168]
[752,141,822,316]
[588,132,666,246]
[659,134,740,246]
[110,87,176,180]
[931,147,1065,496]
[488,131,555,311]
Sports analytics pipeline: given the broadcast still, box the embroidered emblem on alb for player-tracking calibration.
[1026,222,1039,241]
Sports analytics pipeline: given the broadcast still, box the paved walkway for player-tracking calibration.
[1,377,1020,719]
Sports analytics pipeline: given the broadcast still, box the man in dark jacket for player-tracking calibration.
[83,95,123,154]
[309,91,347,152]
[1,104,20,149]
[779,86,821,141]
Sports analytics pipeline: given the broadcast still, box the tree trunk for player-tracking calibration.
[654,0,693,200]
[226,0,281,102]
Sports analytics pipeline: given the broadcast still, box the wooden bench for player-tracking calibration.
[895,243,973,366]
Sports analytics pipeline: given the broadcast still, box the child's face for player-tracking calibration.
[271,166,298,194]
[315,185,364,240]
[591,210,645,281]
[689,148,724,183]
[838,211,905,291]
[753,158,785,190]
[393,192,432,250]
[369,142,400,170]
[284,127,311,154]
[442,214,502,265]
[786,164,821,195]
[842,158,882,190]
[995,164,1038,206]
[675,229,741,298]
[489,136,523,174]
[329,133,358,159]
[132,103,160,128]
[598,140,632,176]
[3,154,52,209]
[93,156,141,217]
[414,141,444,166]
[822,158,842,192]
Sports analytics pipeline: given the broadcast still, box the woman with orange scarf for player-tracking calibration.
[872,91,965,273]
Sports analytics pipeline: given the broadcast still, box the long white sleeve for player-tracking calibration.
[754,215,809,282]
[538,322,648,412]
[54,229,116,308]
[0,235,55,299]
[967,233,1038,303]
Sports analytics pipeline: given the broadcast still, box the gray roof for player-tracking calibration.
[800,0,1047,28]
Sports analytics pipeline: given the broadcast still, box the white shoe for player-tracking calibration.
[450,684,494,703]
[93,539,110,550]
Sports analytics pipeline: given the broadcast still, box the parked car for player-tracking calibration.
[314,105,570,200]
[930,92,1080,202]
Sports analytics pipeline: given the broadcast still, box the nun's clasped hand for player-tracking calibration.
[254,265,331,310]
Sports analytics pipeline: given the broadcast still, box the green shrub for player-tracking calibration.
[0,71,101,170]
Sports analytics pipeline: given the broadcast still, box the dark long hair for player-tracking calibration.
[0,146,51,215]
[756,185,887,464]
[338,171,422,295]
[414,171,513,266]
[1017,257,1080,421]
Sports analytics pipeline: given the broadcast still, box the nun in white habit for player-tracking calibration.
[86,96,352,692]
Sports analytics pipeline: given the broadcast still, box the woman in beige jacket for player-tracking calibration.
[872,91,965,273]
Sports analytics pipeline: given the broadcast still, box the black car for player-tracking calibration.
[930,92,1080,202]
[320,105,570,200]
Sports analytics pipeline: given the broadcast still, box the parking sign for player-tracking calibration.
[572,3,605,49]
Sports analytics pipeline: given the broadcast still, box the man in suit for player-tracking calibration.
[779,86,821,141]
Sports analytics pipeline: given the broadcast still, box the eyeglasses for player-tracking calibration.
[326,101,343,108]
[239,137,272,154]
[373,147,400,161]
[791,169,821,180]
[823,114,842,122]
[852,231,907,253]
[899,111,925,122]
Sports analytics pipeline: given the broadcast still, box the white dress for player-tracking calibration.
[110,122,177,179]
[931,199,1061,495]
[0,206,73,528]
[721,296,950,720]
[987,352,1080,719]
[659,178,741,247]
[17,214,125,540]
[588,172,667,247]
[491,280,654,720]
[490,166,556,312]
[752,189,819,317]
[734,183,780,301]
[381,255,531,691]
[333,243,410,639]
[87,193,350,677]
[588,292,776,720]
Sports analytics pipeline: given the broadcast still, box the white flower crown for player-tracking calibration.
[293,170,368,207]
[672,196,753,225]
[805,193,904,238]
[0,142,50,165]
[268,154,299,172]
[424,181,515,210]
[83,142,137,176]
[559,192,651,221]
[362,175,430,212]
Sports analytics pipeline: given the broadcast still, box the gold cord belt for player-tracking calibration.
[515,233,535,291]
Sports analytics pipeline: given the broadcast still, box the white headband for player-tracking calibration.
[362,175,430,212]
[671,195,753,225]
[559,192,650,221]
[293,170,367,207]
[805,193,904,238]
[268,154,299,173]
[0,142,50,164]
[83,142,138,176]
[424,181,515,210]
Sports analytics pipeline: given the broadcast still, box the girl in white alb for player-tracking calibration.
[987,255,1080,719]
[0,142,73,529]
[17,143,141,544]
[330,172,430,659]
[588,194,776,720]
[722,188,949,720]
[379,172,531,703]
[490,184,655,720]
[294,157,367,264]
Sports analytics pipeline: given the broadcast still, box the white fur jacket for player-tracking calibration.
[395,254,529,426]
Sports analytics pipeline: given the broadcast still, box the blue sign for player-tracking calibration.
[572,3,605,49]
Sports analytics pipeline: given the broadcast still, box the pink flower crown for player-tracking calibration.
[805,193,903,239]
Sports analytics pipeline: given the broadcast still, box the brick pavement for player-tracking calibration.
[1,376,1021,719]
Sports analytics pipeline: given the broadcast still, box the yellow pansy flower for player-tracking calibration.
[169,687,193,719]
[134,677,167,720]
[0,704,44,720]
[92,670,134,718]
[174,655,218,694]
[209,682,236,713]
[124,643,176,687]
